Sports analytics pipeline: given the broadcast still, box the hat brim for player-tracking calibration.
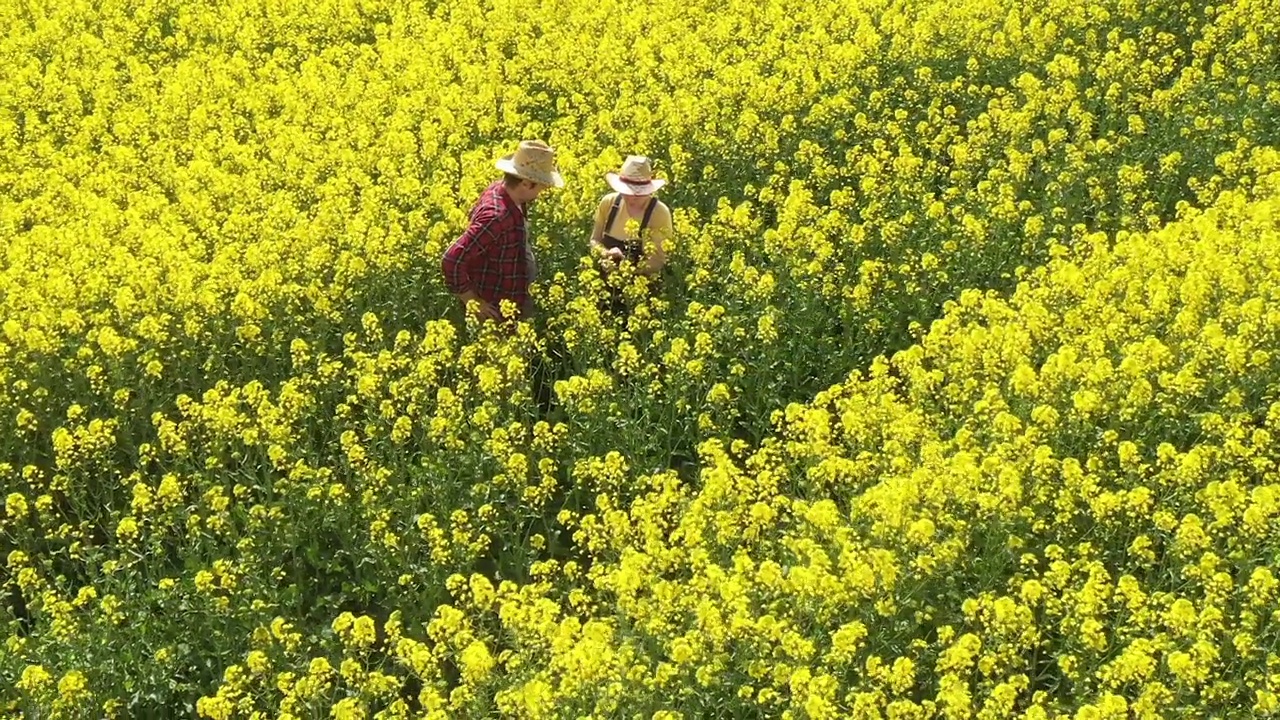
[606,172,666,196]
[495,156,565,188]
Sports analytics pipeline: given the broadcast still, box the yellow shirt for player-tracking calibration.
[592,193,673,250]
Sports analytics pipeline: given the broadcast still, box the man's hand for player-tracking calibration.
[459,292,502,321]
[472,301,501,321]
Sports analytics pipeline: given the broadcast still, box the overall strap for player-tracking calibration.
[605,194,623,234]
[639,198,658,233]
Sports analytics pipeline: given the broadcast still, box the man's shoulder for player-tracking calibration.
[473,184,517,221]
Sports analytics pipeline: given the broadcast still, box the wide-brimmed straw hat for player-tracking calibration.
[495,140,565,188]
[606,155,666,196]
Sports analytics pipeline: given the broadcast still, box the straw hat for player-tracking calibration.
[495,140,565,188]
[606,155,666,196]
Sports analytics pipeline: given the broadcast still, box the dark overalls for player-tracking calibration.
[599,195,658,317]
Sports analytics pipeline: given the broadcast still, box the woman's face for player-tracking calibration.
[623,193,652,214]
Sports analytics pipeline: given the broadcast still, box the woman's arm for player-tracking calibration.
[590,195,625,266]
[643,238,666,276]
[641,205,672,275]
[589,196,610,256]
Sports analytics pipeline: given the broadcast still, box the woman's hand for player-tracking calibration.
[598,246,624,272]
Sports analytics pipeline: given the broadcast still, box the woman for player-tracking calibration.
[589,155,673,278]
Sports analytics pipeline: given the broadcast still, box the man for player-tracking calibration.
[442,140,565,417]
[441,139,564,322]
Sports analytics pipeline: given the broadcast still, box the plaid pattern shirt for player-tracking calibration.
[441,181,535,315]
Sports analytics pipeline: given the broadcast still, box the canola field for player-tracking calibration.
[3,0,1280,717]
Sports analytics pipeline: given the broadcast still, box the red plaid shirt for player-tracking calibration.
[441,180,533,314]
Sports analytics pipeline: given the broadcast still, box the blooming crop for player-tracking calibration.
[2,0,1279,717]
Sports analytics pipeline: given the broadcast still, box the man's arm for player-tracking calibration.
[442,206,504,318]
